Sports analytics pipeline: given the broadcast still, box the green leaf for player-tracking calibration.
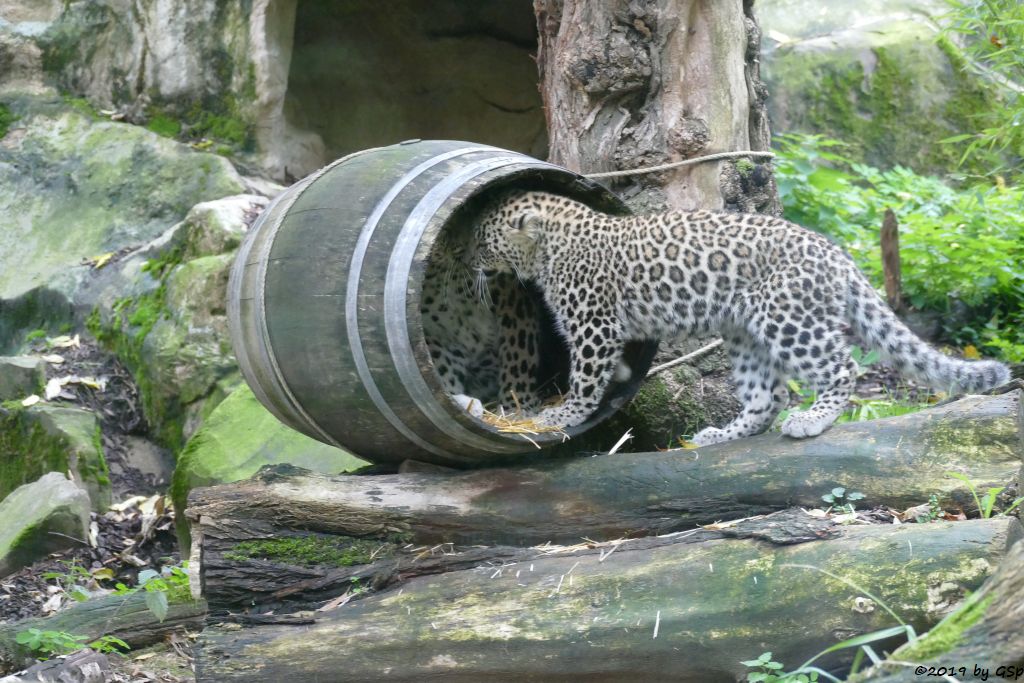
[144,589,169,623]
[831,487,846,498]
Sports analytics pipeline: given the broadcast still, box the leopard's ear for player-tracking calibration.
[519,212,544,242]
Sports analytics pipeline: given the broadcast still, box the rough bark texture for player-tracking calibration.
[534,0,779,215]
[187,393,1023,612]
[193,518,1021,683]
[881,207,903,312]
[0,593,206,674]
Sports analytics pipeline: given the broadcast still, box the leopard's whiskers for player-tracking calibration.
[473,268,493,308]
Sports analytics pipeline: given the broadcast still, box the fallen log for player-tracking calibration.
[194,517,1021,683]
[0,592,206,674]
[855,525,1024,682]
[187,393,1022,609]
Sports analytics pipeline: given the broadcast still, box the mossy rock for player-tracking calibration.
[171,384,367,550]
[0,403,111,511]
[0,96,245,350]
[0,472,91,577]
[0,355,45,400]
[759,5,1001,175]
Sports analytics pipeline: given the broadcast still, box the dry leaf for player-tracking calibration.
[21,394,40,407]
[41,353,65,364]
[963,344,981,360]
[44,377,62,400]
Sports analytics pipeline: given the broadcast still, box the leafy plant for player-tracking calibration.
[113,563,190,622]
[916,494,945,523]
[821,487,866,515]
[742,652,817,682]
[945,472,1024,518]
[774,133,1024,362]
[14,628,128,658]
[42,560,94,603]
[941,0,1024,176]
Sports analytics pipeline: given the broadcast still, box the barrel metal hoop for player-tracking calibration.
[346,146,501,460]
[385,156,562,453]
[249,147,383,447]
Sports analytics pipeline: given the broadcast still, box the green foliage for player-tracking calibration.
[224,535,395,568]
[945,472,1024,518]
[147,114,182,138]
[112,563,192,622]
[24,328,47,343]
[0,103,16,138]
[742,652,816,682]
[916,494,945,523]
[821,487,866,515]
[942,0,1024,175]
[42,560,94,603]
[774,133,1024,361]
[14,628,128,658]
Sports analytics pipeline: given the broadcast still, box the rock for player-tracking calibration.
[0,97,246,350]
[0,472,91,577]
[179,194,269,260]
[85,192,270,451]
[23,0,322,181]
[20,404,110,511]
[758,1,1000,174]
[0,355,44,400]
[14,1,546,181]
[1,647,110,683]
[171,384,367,549]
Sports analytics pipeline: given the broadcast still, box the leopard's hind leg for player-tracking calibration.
[691,326,788,446]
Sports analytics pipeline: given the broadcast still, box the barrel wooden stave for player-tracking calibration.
[230,141,657,467]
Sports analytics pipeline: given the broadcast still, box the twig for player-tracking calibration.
[584,151,775,179]
[646,339,724,377]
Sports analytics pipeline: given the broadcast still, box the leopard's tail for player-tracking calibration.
[845,268,1009,393]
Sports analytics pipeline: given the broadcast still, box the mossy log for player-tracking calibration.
[187,393,1022,610]
[855,525,1024,682]
[193,518,1021,683]
[0,592,206,674]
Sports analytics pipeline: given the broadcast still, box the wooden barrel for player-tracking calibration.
[228,140,657,467]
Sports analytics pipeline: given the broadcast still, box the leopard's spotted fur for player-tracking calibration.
[468,190,1010,445]
[421,232,543,415]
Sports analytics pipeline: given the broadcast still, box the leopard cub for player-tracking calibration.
[468,190,1009,445]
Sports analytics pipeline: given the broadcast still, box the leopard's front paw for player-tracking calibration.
[452,393,485,418]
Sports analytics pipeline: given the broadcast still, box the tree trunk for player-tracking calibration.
[534,0,779,214]
[187,392,1023,612]
[193,518,1021,683]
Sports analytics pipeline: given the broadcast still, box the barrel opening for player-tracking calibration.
[418,173,655,434]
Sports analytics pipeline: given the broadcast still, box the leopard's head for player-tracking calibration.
[467,191,545,283]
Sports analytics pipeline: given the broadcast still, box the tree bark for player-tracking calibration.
[187,392,1023,612]
[881,207,903,312]
[534,0,779,214]
[193,518,1021,683]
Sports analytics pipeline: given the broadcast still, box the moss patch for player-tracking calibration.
[0,104,16,139]
[171,384,366,550]
[764,21,1004,175]
[224,535,396,567]
[0,409,70,500]
[887,590,993,662]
